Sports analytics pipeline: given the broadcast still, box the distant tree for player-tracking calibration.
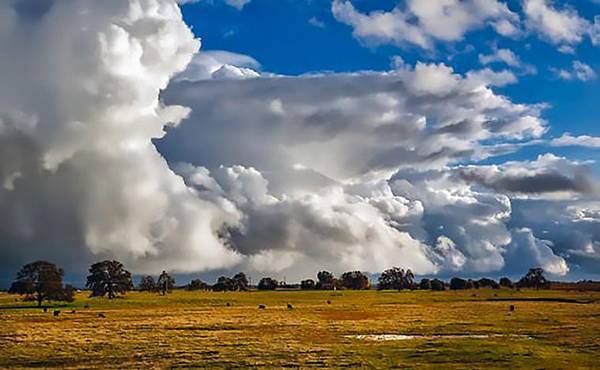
[257,277,279,290]
[340,271,370,290]
[233,272,249,291]
[430,279,446,291]
[212,276,236,292]
[517,268,549,289]
[157,271,175,295]
[86,260,133,299]
[59,284,76,303]
[300,279,316,290]
[466,279,477,289]
[478,278,499,289]
[316,271,337,290]
[378,268,415,290]
[450,277,468,290]
[499,277,514,288]
[9,261,72,307]
[419,278,432,290]
[404,269,416,290]
[378,267,403,290]
[138,275,157,292]
[186,279,210,291]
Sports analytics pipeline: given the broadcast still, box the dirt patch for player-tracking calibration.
[321,310,380,321]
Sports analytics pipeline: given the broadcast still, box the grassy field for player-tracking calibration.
[0,289,598,369]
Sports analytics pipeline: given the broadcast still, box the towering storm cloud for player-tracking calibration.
[1,0,598,281]
[0,0,242,274]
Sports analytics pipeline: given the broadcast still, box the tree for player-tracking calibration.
[499,277,514,288]
[517,268,549,289]
[9,261,72,307]
[86,260,133,299]
[257,277,279,290]
[450,277,468,290]
[59,284,76,303]
[316,271,336,290]
[300,279,316,290]
[233,272,249,291]
[340,271,370,290]
[419,278,432,290]
[138,275,157,292]
[478,278,499,289]
[430,279,446,291]
[466,279,477,289]
[212,276,236,292]
[378,268,415,290]
[187,279,210,291]
[157,271,175,295]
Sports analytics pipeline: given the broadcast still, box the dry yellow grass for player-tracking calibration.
[1,289,598,368]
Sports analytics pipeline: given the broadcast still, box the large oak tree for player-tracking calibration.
[86,260,133,299]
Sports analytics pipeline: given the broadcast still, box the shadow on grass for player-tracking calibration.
[485,297,594,304]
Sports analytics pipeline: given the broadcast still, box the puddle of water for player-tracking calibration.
[346,334,532,341]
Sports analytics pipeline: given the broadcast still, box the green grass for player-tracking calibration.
[0,289,598,368]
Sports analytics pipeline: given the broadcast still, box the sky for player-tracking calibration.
[0,0,599,286]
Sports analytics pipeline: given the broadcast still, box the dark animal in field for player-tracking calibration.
[471,294,477,297]
[287,304,293,310]
[70,310,76,314]
[509,305,515,312]
[226,302,231,307]
[326,300,331,304]
[98,313,106,318]
[84,305,89,309]
[53,310,60,317]
[43,307,48,313]
[494,293,498,297]
[258,304,266,309]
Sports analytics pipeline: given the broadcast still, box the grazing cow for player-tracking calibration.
[258,304,266,309]
[70,310,76,314]
[43,307,48,313]
[53,310,60,317]
[326,300,331,305]
[98,313,106,318]
[509,305,515,312]
[287,304,293,310]
[84,305,89,309]
[226,302,231,307]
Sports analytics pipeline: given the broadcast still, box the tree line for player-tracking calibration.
[7,259,552,306]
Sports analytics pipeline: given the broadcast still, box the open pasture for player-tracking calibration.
[1,289,599,368]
